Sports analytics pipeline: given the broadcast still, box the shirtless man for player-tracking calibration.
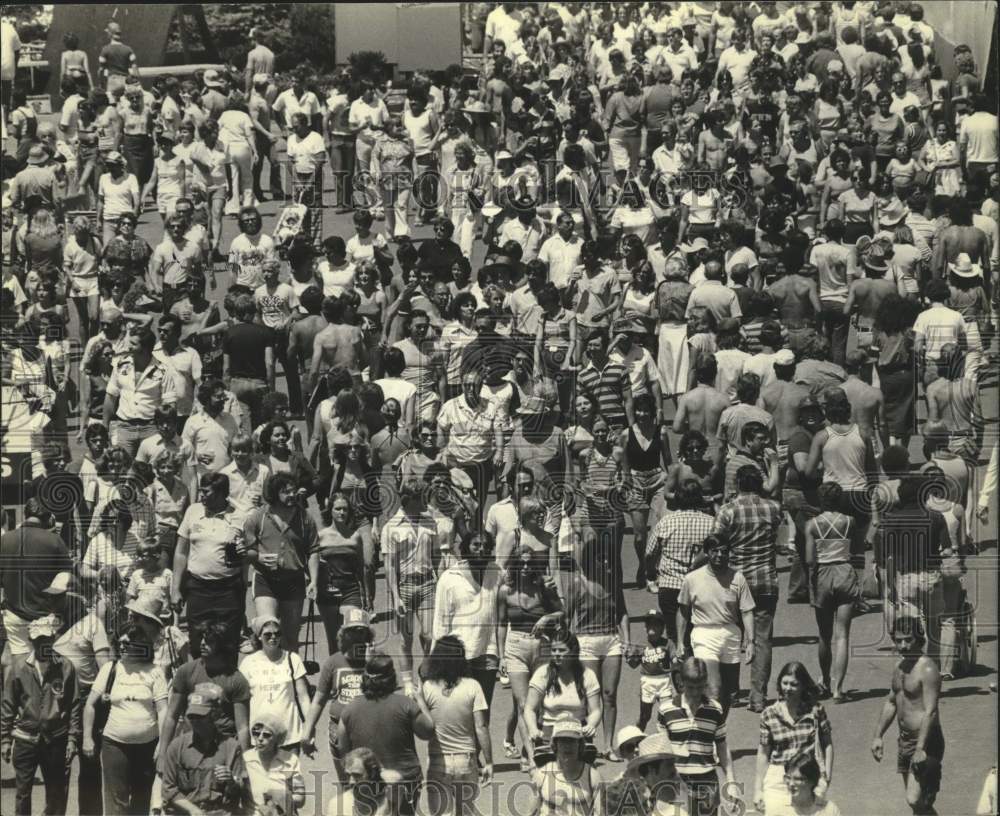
[758,350,811,462]
[697,110,731,173]
[674,358,731,457]
[932,198,991,281]
[840,349,886,449]
[308,294,368,394]
[872,615,945,815]
[287,286,327,435]
[926,344,985,465]
[766,263,821,351]
[843,263,897,352]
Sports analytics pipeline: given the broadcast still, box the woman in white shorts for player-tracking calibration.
[498,546,564,772]
[677,534,755,717]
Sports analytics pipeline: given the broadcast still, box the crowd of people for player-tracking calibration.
[1,2,999,815]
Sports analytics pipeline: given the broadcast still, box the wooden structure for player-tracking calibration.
[334,3,462,73]
[42,4,219,107]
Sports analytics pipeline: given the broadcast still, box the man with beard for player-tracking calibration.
[872,616,945,815]
[432,531,502,716]
[422,462,473,575]
[182,379,240,478]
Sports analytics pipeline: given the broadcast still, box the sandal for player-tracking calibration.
[504,740,519,760]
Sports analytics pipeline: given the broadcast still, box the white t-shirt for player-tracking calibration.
[422,677,488,755]
[286,130,326,174]
[528,665,601,728]
[239,649,307,746]
[913,305,967,362]
[318,259,356,297]
[228,232,277,290]
[99,173,140,218]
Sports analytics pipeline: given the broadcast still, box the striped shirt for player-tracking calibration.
[648,510,716,590]
[713,495,782,597]
[658,696,727,776]
[578,360,629,427]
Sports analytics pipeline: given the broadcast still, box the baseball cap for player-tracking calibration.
[799,394,822,411]
[773,349,796,366]
[646,608,664,622]
[43,572,73,595]
[27,613,61,640]
[187,683,225,716]
[341,606,373,630]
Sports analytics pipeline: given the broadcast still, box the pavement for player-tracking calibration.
[1,166,997,816]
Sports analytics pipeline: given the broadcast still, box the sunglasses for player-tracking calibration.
[251,725,275,738]
[260,630,281,640]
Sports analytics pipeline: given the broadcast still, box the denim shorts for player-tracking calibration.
[399,573,435,615]
[504,629,549,675]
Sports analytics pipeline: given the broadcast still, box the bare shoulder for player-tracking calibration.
[915,655,941,685]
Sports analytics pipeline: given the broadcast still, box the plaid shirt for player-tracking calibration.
[759,702,832,767]
[714,494,782,597]
[647,510,716,590]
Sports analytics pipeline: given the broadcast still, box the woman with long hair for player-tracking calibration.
[96,154,141,246]
[664,431,720,510]
[316,492,368,650]
[753,662,834,815]
[620,392,671,586]
[219,91,259,213]
[419,635,494,815]
[20,206,63,279]
[523,631,602,754]
[101,212,152,280]
[785,756,843,816]
[239,615,312,753]
[140,133,188,225]
[498,545,564,771]
[333,747,393,816]
[82,623,167,816]
[813,79,845,150]
[79,499,140,583]
[656,255,695,400]
[245,471,320,651]
[874,293,920,447]
[920,121,961,197]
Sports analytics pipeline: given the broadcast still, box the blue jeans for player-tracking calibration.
[819,300,849,367]
[750,593,779,708]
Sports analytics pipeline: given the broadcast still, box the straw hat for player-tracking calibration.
[948,253,982,278]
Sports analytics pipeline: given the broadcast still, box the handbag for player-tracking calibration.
[92,660,119,747]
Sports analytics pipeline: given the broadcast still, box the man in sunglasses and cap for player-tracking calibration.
[161,683,250,816]
[529,720,606,815]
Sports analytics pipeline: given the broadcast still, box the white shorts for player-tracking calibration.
[640,673,675,704]
[2,609,32,656]
[69,275,99,298]
[690,623,742,664]
[578,633,624,660]
[608,135,640,172]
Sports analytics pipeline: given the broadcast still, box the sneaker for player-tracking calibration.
[498,665,510,687]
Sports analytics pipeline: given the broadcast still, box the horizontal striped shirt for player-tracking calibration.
[578,360,629,427]
[658,696,727,776]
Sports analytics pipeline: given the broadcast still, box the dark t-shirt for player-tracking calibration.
[743,99,780,142]
[785,426,820,503]
[417,240,463,280]
[171,658,251,739]
[878,506,947,574]
[316,653,365,723]
[100,42,136,77]
[223,322,273,380]
[340,693,424,780]
[0,522,73,621]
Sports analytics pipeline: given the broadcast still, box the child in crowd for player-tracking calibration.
[626,608,677,732]
[127,539,173,609]
[146,448,192,555]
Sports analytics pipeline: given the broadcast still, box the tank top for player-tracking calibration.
[815,98,842,132]
[582,447,622,519]
[96,110,117,151]
[822,424,867,491]
[506,584,548,633]
[812,511,852,564]
[626,425,662,472]
[317,527,363,590]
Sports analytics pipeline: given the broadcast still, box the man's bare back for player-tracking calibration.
[759,379,810,440]
[926,376,981,435]
[841,375,884,441]
[767,274,820,323]
[312,323,365,377]
[674,383,731,444]
[289,315,327,369]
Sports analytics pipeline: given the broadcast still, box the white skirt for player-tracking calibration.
[658,321,689,396]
